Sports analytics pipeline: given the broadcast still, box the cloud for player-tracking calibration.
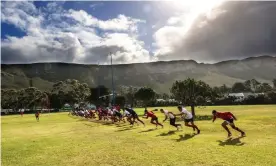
[1,1,150,64]
[154,1,276,62]
[81,33,151,64]
[67,9,144,32]
[2,1,276,64]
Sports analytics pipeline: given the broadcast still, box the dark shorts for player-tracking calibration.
[184,118,194,123]
[115,112,122,118]
[131,113,138,118]
[151,117,158,121]
[170,118,176,125]
[225,118,234,124]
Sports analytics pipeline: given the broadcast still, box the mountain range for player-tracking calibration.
[1,56,276,93]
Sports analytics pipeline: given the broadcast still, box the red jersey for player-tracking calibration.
[116,106,120,111]
[213,112,234,121]
[146,111,157,118]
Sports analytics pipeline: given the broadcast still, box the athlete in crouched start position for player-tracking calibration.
[212,110,246,137]
[176,106,200,134]
[160,108,182,130]
[143,109,163,129]
[125,107,145,126]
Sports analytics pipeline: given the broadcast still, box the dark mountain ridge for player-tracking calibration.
[1,56,275,93]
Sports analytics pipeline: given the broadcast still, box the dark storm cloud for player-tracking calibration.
[81,45,126,64]
[1,44,76,64]
[1,46,29,64]
[164,1,276,62]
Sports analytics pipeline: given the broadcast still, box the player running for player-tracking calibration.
[113,107,125,123]
[176,106,200,134]
[212,110,246,137]
[35,111,40,122]
[143,109,163,128]
[20,109,24,117]
[160,108,182,130]
[123,108,135,124]
[125,107,145,126]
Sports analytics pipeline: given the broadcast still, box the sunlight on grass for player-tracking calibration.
[2,105,276,166]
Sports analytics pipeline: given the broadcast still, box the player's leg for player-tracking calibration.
[170,118,181,129]
[129,115,135,125]
[155,118,163,128]
[151,118,157,127]
[229,122,246,136]
[126,115,131,123]
[221,121,232,137]
[135,114,145,126]
[190,121,200,134]
[184,119,196,129]
[119,114,125,123]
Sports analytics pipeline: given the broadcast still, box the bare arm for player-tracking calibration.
[142,113,149,119]
[175,112,184,116]
[212,116,216,122]
[229,112,237,120]
[163,115,168,122]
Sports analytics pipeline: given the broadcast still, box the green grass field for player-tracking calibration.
[2,105,276,166]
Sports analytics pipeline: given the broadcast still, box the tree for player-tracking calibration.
[115,96,126,106]
[272,79,276,89]
[267,91,276,104]
[135,87,156,106]
[231,82,249,93]
[88,85,109,104]
[49,92,63,109]
[161,93,170,100]
[17,87,43,109]
[1,89,18,110]
[119,85,138,107]
[51,79,91,108]
[257,83,273,92]
[171,78,212,116]
[244,79,261,92]
[219,84,230,94]
[251,79,261,92]
[210,87,223,103]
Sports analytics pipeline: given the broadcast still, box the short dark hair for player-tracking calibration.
[212,110,217,114]
[177,106,182,109]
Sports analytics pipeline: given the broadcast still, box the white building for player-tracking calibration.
[226,92,265,102]
[228,93,245,102]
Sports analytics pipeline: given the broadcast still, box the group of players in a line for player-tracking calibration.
[70,106,246,138]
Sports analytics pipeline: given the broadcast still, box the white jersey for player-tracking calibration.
[163,110,175,119]
[108,109,114,115]
[123,110,130,116]
[181,107,193,119]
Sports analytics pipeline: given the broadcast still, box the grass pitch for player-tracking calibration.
[2,105,276,166]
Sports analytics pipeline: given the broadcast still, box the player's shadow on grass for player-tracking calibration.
[116,126,138,132]
[217,136,245,146]
[84,123,97,128]
[174,134,196,142]
[156,130,176,137]
[138,128,156,133]
[78,118,115,126]
[115,124,130,128]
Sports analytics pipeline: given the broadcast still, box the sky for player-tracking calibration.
[1,1,276,64]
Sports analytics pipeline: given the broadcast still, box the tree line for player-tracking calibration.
[1,78,276,116]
